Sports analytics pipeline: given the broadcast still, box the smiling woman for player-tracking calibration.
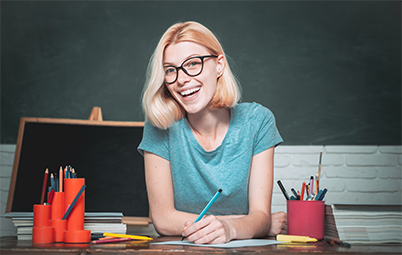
[142,21,240,130]
[138,21,286,244]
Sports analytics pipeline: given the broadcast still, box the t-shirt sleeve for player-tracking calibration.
[137,121,170,161]
[252,104,283,156]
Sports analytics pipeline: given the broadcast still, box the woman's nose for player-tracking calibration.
[177,68,191,85]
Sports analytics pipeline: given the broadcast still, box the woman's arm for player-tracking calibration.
[183,147,275,243]
[144,151,200,235]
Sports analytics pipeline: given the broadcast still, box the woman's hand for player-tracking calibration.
[268,211,287,236]
[182,215,233,244]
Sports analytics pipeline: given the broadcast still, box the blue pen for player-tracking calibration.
[181,189,222,241]
[318,188,328,201]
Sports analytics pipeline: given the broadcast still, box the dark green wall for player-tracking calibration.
[2,1,401,145]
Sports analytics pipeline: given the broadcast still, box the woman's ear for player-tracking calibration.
[216,54,225,77]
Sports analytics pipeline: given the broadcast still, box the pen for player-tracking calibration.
[181,189,222,241]
[315,174,318,196]
[324,237,351,248]
[277,180,290,200]
[103,233,153,240]
[309,176,314,195]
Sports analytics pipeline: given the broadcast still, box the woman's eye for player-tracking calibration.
[165,67,176,75]
[185,60,201,69]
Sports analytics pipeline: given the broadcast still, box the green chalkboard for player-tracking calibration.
[2,1,401,145]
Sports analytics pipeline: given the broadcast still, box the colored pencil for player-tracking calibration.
[40,169,49,204]
[48,189,55,204]
[103,233,153,240]
[92,237,131,244]
[59,166,63,192]
[62,184,86,220]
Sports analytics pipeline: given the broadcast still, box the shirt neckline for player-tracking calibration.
[183,106,237,154]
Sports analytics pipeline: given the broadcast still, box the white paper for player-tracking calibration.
[154,239,285,248]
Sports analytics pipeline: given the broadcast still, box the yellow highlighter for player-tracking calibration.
[103,232,153,241]
[276,234,317,243]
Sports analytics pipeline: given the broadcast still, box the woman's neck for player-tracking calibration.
[186,107,230,151]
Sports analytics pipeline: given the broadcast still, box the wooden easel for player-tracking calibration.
[88,107,103,121]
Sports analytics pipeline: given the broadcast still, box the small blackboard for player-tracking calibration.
[6,116,149,220]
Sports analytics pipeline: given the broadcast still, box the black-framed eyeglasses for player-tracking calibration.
[163,55,218,84]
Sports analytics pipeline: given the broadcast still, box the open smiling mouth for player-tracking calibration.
[180,87,201,97]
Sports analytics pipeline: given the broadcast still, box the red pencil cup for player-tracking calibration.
[51,192,65,219]
[50,192,66,242]
[287,200,325,240]
[64,178,91,243]
[32,204,54,244]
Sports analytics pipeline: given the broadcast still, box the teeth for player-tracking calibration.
[180,87,200,96]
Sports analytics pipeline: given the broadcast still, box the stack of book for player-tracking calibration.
[325,204,402,244]
[6,212,126,240]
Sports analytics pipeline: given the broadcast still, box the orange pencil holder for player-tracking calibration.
[32,204,54,244]
[49,192,66,242]
[64,178,91,243]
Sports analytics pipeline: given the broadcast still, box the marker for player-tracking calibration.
[103,233,153,240]
[291,188,300,200]
[276,234,317,243]
[315,190,323,201]
[181,189,222,241]
[277,180,290,200]
[318,188,328,201]
[300,182,306,201]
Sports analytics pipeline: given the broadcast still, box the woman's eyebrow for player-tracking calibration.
[163,54,201,66]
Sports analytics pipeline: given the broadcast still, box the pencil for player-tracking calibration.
[59,166,63,192]
[62,184,86,220]
[40,169,49,204]
[103,233,153,240]
[318,152,322,190]
[48,189,55,204]
[92,237,131,244]
[181,189,222,241]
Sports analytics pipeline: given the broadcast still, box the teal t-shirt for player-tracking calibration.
[138,102,283,215]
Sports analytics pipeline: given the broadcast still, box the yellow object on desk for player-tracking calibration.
[103,232,153,240]
[276,234,317,243]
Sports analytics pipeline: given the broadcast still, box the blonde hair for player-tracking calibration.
[142,21,241,129]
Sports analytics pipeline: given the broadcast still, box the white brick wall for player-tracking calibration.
[0,145,18,237]
[273,145,402,213]
[1,144,401,236]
